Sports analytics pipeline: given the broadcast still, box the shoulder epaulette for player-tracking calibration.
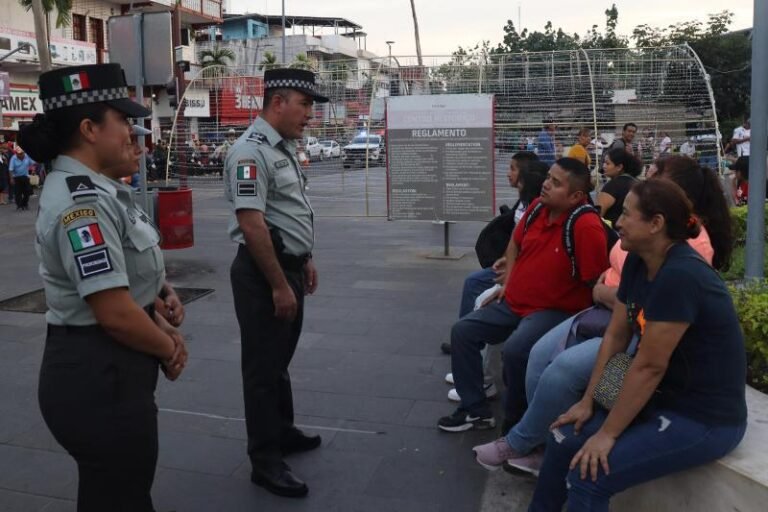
[247,133,268,144]
[65,176,98,203]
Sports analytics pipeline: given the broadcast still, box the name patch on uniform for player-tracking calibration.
[67,223,105,252]
[62,208,96,226]
[237,182,258,196]
[75,248,113,279]
[237,163,258,180]
[275,159,290,169]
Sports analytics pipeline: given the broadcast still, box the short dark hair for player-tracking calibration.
[577,127,591,137]
[605,147,642,177]
[631,179,700,242]
[263,88,294,110]
[623,122,638,131]
[555,157,592,194]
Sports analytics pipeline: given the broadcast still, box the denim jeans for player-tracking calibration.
[505,315,602,453]
[451,302,568,417]
[528,409,747,512]
[506,316,639,455]
[459,268,497,318]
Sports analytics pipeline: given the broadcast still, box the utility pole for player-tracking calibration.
[745,0,767,278]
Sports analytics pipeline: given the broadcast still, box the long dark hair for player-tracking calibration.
[631,180,700,242]
[18,104,109,162]
[519,160,549,205]
[654,155,733,270]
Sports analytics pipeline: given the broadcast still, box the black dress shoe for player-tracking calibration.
[251,462,308,498]
[281,429,321,455]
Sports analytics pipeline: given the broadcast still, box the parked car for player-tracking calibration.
[342,134,384,168]
[319,140,341,158]
[304,136,324,161]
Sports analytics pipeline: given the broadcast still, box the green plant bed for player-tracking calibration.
[729,280,768,394]
[726,205,768,394]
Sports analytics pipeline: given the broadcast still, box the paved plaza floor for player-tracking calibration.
[0,164,535,511]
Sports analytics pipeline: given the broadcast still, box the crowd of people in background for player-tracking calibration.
[0,142,45,210]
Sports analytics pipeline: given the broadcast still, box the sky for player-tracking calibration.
[228,0,754,57]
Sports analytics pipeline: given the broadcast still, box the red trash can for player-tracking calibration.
[156,188,194,249]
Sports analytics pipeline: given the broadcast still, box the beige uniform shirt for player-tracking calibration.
[35,155,165,325]
[224,116,314,256]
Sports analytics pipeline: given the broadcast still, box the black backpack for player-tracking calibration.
[474,201,519,268]
[523,202,619,280]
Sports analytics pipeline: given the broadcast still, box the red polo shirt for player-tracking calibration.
[504,198,609,316]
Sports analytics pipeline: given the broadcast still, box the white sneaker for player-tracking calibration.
[448,382,498,402]
[445,372,455,385]
[504,451,544,477]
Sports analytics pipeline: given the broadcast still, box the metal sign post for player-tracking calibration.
[133,14,149,213]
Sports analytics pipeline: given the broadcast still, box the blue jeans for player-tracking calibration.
[451,302,568,417]
[505,315,602,454]
[459,268,497,318]
[528,409,747,512]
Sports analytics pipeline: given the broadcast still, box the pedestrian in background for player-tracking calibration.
[9,145,34,210]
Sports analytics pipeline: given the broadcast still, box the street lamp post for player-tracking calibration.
[385,40,395,67]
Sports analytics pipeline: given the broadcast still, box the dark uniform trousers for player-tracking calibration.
[231,243,305,467]
[39,324,159,512]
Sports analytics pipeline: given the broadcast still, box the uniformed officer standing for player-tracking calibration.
[19,63,188,512]
[225,68,327,498]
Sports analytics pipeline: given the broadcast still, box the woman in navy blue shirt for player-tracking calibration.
[528,179,747,512]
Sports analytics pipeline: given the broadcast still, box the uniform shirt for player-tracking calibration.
[617,244,747,425]
[733,126,750,156]
[504,198,609,316]
[36,155,164,326]
[224,116,314,256]
[9,154,34,177]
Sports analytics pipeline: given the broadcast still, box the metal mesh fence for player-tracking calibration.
[162,45,719,217]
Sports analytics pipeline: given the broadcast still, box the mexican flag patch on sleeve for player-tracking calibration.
[237,163,258,180]
[67,223,105,252]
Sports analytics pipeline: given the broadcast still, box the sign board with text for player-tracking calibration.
[386,94,495,221]
[183,89,210,117]
[0,26,97,66]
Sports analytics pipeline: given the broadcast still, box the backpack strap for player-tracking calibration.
[523,201,545,235]
[562,204,602,280]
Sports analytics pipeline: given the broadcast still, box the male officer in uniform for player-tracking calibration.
[224,68,327,498]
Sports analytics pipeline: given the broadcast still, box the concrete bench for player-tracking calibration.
[613,386,768,511]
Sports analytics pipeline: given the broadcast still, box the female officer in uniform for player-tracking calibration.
[18,63,187,512]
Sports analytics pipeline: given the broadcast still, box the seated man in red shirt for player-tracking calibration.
[439,158,609,432]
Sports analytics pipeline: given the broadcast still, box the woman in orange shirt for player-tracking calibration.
[567,127,592,168]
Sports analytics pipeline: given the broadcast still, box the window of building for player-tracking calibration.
[72,14,87,42]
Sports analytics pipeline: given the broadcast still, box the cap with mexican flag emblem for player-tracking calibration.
[38,64,151,118]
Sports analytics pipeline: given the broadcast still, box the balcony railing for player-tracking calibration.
[179,0,222,21]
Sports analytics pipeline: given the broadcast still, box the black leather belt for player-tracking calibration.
[47,304,155,336]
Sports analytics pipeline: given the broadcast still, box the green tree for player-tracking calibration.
[290,53,315,71]
[198,45,235,67]
[259,51,278,71]
[18,0,72,71]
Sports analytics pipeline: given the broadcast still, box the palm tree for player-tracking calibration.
[259,51,278,71]
[409,0,424,66]
[198,45,235,67]
[291,53,314,71]
[18,0,72,71]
